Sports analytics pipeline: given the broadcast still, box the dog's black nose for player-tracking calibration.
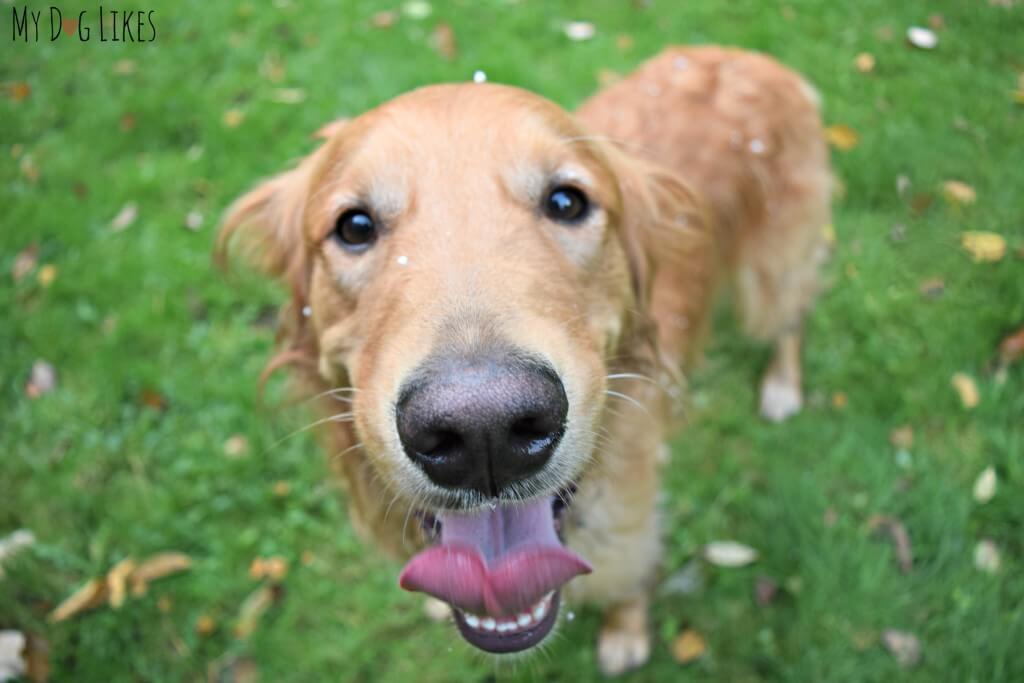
[396,355,568,497]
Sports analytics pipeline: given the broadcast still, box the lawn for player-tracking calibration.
[2,0,1023,681]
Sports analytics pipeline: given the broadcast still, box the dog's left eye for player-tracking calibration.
[333,209,377,251]
[544,186,589,224]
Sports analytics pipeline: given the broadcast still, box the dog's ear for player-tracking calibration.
[605,145,716,368]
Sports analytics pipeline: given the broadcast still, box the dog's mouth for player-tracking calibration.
[398,487,588,653]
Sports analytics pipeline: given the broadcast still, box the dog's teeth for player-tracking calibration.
[496,621,513,633]
[464,613,480,629]
[481,617,496,632]
[517,612,532,627]
[533,602,547,620]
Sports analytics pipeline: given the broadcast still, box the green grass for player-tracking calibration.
[3,1,1023,680]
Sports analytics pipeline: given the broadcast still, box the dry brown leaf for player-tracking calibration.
[430,22,457,61]
[942,180,977,206]
[223,435,250,458]
[906,26,938,49]
[998,327,1024,366]
[196,614,217,636]
[854,52,876,73]
[109,202,138,232]
[951,372,980,409]
[140,388,168,411]
[831,391,848,409]
[928,14,945,30]
[234,585,280,639]
[249,556,288,581]
[8,82,31,101]
[881,629,921,667]
[961,231,1006,262]
[223,109,245,128]
[49,578,108,622]
[106,557,136,609]
[918,277,945,299]
[23,632,49,683]
[272,481,291,497]
[25,361,57,399]
[973,466,997,504]
[157,597,172,613]
[671,629,707,664]
[889,425,914,450]
[132,552,192,584]
[825,124,859,151]
[112,59,137,75]
[616,34,634,50]
[974,539,1001,573]
[371,10,397,28]
[704,541,758,567]
[119,113,136,131]
[563,21,596,42]
[910,192,933,215]
[12,243,38,282]
[37,264,57,287]
[868,516,913,573]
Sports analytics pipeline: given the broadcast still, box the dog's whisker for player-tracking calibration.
[329,441,365,464]
[604,389,650,416]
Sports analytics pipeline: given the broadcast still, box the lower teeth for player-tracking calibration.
[463,593,552,633]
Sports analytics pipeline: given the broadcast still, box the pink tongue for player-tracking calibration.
[398,497,591,616]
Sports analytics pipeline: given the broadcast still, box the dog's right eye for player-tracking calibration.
[333,210,377,251]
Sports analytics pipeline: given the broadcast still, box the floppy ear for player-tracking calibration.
[216,119,347,381]
[604,144,716,370]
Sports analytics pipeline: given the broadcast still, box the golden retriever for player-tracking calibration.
[219,46,830,675]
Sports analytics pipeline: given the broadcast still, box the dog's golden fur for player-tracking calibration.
[219,46,830,674]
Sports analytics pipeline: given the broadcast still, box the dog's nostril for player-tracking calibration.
[419,430,463,459]
[509,415,560,455]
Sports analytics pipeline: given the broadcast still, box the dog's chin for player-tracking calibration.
[452,590,560,653]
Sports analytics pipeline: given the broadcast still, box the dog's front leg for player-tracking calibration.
[564,381,666,676]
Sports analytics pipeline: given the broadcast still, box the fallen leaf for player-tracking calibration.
[563,21,596,42]
[854,52,876,73]
[234,585,281,639]
[36,264,57,288]
[998,327,1024,366]
[910,192,933,215]
[704,541,758,568]
[755,575,779,607]
[11,243,38,282]
[223,434,249,458]
[270,88,305,104]
[973,466,997,504]
[0,631,26,681]
[249,556,288,581]
[23,633,49,683]
[184,210,204,231]
[928,14,945,30]
[868,516,913,573]
[616,34,634,50]
[401,1,432,19]
[671,629,707,664]
[951,372,980,409]
[300,551,316,566]
[889,425,914,450]
[131,552,192,585]
[258,53,286,82]
[20,155,39,182]
[223,109,245,128]
[961,232,1006,262]
[157,597,172,613]
[272,481,291,497]
[906,26,938,49]
[109,202,138,232]
[974,539,1001,573]
[831,391,848,409]
[825,124,859,151]
[49,579,108,622]
[881,629,921,667]
[119,113,136,131]
[7,82,30,101]
[597,69,622,88]
[25,361,57,399]
[430,22,457,61]
[112,59,137,75]
[942,180,976,206]
[106,557,136,609]
[918,277,945,299]
[140,388,168,411]
[196,614,217,636]
[371,10,397,28]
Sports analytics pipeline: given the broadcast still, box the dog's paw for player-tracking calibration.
[423,597,452,622]
[597,625,650,676]
[759,375,802,422]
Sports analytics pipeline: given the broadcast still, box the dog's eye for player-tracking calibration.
[544,186,589,224]
[333,210,377,250]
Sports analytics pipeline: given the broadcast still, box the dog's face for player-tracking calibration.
[222,83,696,653]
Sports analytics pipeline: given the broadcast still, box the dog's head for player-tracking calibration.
[220,83,702,652]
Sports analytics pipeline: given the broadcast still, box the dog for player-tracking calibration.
[219,46,830,675]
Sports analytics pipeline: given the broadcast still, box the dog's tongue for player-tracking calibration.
[399,497,591,616]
